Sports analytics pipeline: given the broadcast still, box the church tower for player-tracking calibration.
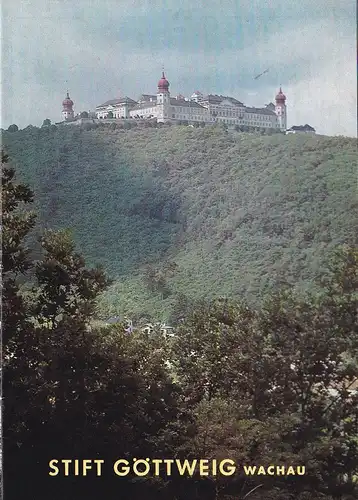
[275,87,287,131]
[156,71,170,122]
[62,91,74,121]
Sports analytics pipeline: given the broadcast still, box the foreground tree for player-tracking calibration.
[2,154,186,500]
[2,150,37,368]
[3,151,357,500]
[7,124,18,132]
[42,118,51,127]
[171,249,358,499]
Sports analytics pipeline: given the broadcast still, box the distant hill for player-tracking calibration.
[2,123,357,321]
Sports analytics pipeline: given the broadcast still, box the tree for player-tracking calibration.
[33,228,110,326]
[171,249,358,499]
[107,111,114,118]
[2,158,111,496]
[7,124,18,132]
[2,153,188,500]
[80,111,89,118]
[42,118,51,127]
[2,150,36,350]
[143,262,177,299]
[83,122,95,131]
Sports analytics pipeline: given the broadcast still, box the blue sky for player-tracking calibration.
[2,0,357,136]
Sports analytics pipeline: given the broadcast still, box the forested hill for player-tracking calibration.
[2,123,357,320]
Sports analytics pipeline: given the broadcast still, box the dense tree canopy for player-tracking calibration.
[2,125,357,321]
[171,274,358,498]
[2,154,187,499]
[2,138,357,499]
[7,124,18,132]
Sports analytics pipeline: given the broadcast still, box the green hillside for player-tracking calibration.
[2,123,357,320]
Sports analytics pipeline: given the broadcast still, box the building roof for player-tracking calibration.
[138,94,157,102]
[62,91,74,108]
[131,102,157,111]
[96,97,137,109]
[275,87,286,102]
[245,106,277,116]
[158,71,169,91]
[170,98,205,108]
[202,94,244,106]
[265,102,275,110]
[287,124,316,131]
[130,98,206,111]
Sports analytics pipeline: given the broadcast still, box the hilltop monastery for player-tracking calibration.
[61,70,310,133]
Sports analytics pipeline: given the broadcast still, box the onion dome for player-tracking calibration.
[62,92,74,107]
[157,71,169,92]
[275,87,286,102]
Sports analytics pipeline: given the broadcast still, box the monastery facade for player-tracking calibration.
[94,71,287,131]
[61,71,288,131]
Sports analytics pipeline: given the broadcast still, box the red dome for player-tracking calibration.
[157,71,169,91]
[275,87,286,101]
[62,92,74,107]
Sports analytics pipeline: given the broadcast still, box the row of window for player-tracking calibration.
[172,114,209,121]
[211,109,275,122]
[171,106,204,113]
[212,109,241,118]
[216,118,279,127]
[247,115,272,121]
[101,106,276,122]
[96,110,281,128]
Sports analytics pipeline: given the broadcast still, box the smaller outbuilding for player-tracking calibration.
[286,124,316,134]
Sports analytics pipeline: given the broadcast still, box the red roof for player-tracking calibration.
[62,92,74,107]
[157,72,169,91]
[275,87,286,102]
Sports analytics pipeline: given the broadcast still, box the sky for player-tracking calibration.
[2,0,357,136]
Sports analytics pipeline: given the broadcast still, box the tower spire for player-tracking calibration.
[62,91,74,121]
[157,69,169,92]
[157,69,170,123]
[275,86,287,132]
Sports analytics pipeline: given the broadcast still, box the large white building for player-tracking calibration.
[94,71,288,131]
